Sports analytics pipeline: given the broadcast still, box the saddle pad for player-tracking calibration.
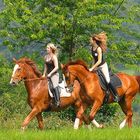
[48,81,71,98]
[96,69,122,91]
[110,74,122,88]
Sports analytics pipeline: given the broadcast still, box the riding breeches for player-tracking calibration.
[50,72,59,88]
[98,62,110,83]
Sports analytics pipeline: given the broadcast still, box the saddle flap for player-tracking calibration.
[48,80,71,98]
[96,69,122,91]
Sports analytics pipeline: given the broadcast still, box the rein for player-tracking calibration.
[23,77,46,82]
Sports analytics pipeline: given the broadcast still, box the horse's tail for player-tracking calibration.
[135,76,140,92]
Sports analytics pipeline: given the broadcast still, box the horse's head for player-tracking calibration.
[61,60,89,88]
[10,57,42,85]
[10,58,27,85]
[61,63,77,88]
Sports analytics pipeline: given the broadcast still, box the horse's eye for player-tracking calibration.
[17,68,21,71]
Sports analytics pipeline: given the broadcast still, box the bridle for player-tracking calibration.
[11,76,46,83]
[64,70,77,92]
[24,77,46,82]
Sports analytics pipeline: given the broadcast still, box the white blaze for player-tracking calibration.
[10,64,19,83]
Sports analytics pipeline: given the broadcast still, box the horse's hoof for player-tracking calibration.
[98,124,104,128]
[21,126,26,132]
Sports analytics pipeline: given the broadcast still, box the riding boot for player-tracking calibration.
[108,83,119,102]
[51,88,58,106]
[54,86,60,107]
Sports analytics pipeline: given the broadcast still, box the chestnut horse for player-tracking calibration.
[10,57,100,130]
[61,60,140,129]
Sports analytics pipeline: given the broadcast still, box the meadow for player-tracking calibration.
[0,127,140,140]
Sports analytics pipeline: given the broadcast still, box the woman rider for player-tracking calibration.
[89,32,119,102]
[42,43,60,107]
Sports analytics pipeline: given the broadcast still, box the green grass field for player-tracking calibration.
[0,127,140,140]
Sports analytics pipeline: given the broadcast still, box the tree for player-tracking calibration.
[0,0,139,68]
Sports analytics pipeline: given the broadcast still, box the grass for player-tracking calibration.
[0,127,140,140]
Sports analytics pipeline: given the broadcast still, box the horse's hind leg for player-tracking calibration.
[119,99,128,129]
[125,96,133,128]
[36,113,44,130]
[119,95,134,129]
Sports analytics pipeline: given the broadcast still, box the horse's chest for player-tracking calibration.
[28,97,35,107]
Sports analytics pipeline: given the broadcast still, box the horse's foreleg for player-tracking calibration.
[36,113,44,130]
[82,113,90,125]
[89,100,102,124]
[82,110,103,128]
[74,105,85,129]
[92,119,103,128]
[21,107,39,130]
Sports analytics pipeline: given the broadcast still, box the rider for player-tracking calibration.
[42,43,60,107]
[89,32,119,102]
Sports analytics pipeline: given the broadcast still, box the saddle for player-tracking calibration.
[48,80,71,98]
[96,69,122,102]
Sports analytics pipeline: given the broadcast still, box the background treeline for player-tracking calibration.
[0,0,140,129]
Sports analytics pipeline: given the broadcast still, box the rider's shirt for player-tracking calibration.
[45,55,55,74]
[91,47,105,67]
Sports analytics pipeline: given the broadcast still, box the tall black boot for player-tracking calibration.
[48,78,60,107]
[54,86,60,107]
[51,88,58,106]
[108,83,119,102]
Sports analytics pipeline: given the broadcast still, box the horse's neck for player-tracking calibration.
[74,67,97,86]
[76,67,91,80]
[24,67,42,96]
[26,68,38,79]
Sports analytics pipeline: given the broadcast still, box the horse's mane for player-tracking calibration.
[64,60,89,71]
[17,57,42,77]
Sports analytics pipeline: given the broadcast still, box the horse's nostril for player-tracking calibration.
[10,81,16,86]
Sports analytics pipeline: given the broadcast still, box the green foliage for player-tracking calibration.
[0,0,139,68]
[95,104,118,123]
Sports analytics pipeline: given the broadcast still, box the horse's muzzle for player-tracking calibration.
[10,79,18,86]
[10,81,16,86]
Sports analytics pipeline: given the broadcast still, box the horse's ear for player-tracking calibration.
[13,58,17,63]
[60,63,64,69]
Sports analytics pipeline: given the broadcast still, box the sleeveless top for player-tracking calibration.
[45,55,55,74]
[91,47,105,67]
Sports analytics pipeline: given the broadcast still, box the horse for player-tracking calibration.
[61,60,140,129]
[9,57,101,130]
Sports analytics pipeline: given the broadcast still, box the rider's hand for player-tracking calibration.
[47,73,51,78]
[89,68,93,72]
[42,74,46,78]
